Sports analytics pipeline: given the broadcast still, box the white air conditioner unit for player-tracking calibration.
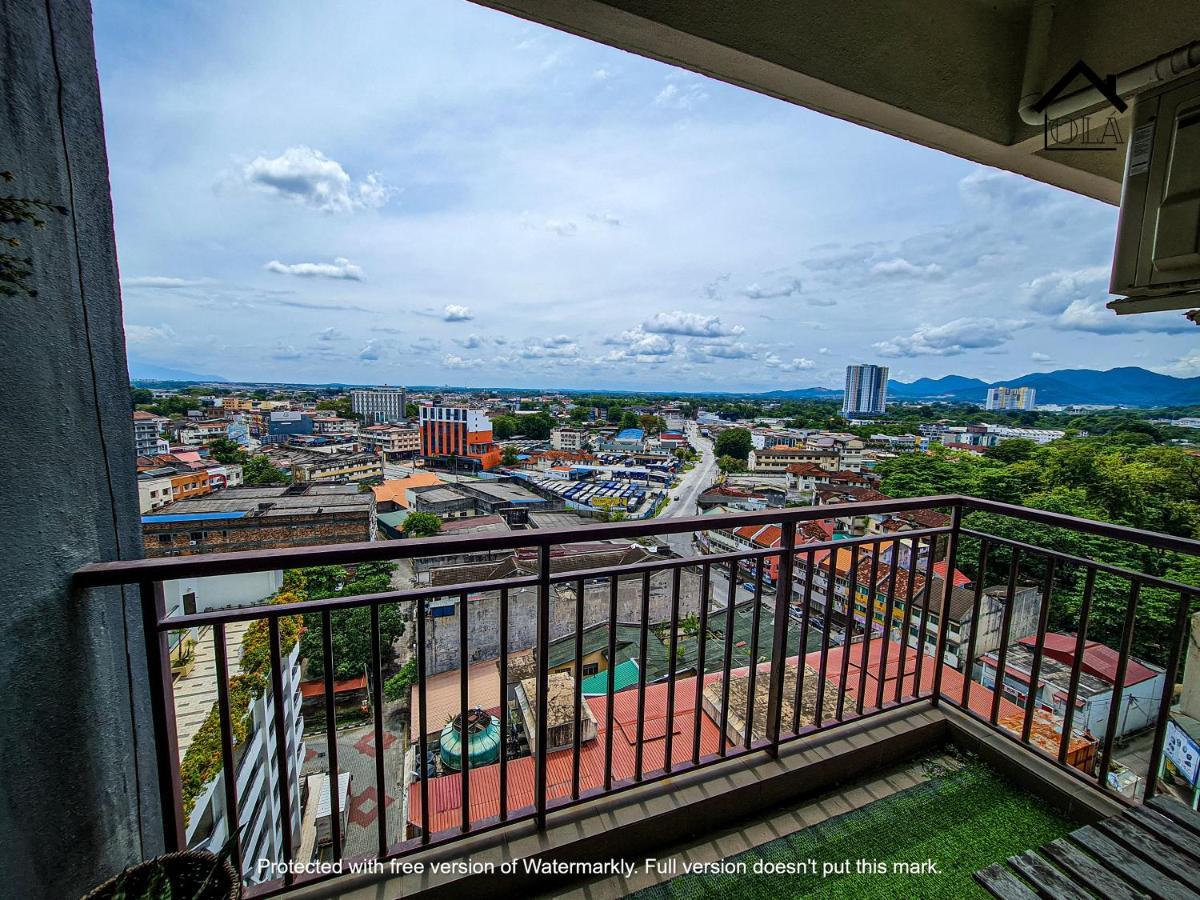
[1110,67,1200,315]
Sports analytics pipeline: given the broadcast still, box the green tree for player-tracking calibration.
[491,414,520,440]
[501,445,520,466]
[714,427,753,461]
[403,511,443,538]
[405,402,419,419]
[242,455,288,485]
[205,436,248,465]
[316,396,359,419]
[384,658,418,701]
[131,387,154,407]
[985,438,1038,464]
[619,411,640,431]
[718,455,747,474]
[289,564,406,681]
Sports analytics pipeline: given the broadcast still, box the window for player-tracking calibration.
[189,531,206,542]
[582,663,599,677]
[157,534,172,545]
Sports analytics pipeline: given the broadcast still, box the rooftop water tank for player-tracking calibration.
[439,707,501,771]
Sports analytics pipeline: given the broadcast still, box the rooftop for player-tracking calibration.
[144,483,372,520]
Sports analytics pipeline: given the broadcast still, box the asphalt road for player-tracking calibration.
[659,422,717,557]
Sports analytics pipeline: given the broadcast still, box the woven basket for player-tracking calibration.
[82,850,240,900]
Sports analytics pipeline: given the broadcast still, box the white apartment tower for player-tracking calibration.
[350,386,407,424]
[986,386,1037,411]
[842,364,889,416]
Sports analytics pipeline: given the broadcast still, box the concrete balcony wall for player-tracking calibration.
[0,1,157,896]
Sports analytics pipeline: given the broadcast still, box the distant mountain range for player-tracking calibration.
[754,367,1200,407]
[128,356,228,383]
[887,367,1200,407]
[124,360,1200,408]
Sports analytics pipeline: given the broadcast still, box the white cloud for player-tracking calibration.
[869,258,944,278]
[1054,300,1194,335]
[653,81,708,109]
[874,317,1028,357]
[642,311,744,338]
[121,276,209,289]
[455,334,484,349]
[243,146,390,213]
[270,343,302,360]
[442,353,484,369]
[688,341,753,361]
[124,323,175,345]
[264,257,365,280]
[1020,266,1110,315]
[602,326,675,360]
[587,211,621,227]
[742,277,802,299]
[592,68,612,81]
[781,357,816,371]
[1031,351,1052,362]
[316,327,343,343]
[357,340,382,361]
[443,305,474,322]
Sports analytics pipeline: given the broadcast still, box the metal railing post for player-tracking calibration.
[930,503,962,705]
[140,580,186,853]
[534,543,551,829]
[764,521,797,756]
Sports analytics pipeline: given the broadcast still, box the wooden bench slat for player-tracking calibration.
[1128,806,1200,863]
[1099,816,1200,891]
[1070,826,1200,900]
[1041,839,1149,900]
[1008,850,1094,900]
[975,862,1042,900]
[1149,797,1200,838]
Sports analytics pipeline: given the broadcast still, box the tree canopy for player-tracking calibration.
[876,437,1200,665]
[403,511,443,538]
[714,427,753,461]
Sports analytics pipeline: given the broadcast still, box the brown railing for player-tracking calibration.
[74,495,1200,897]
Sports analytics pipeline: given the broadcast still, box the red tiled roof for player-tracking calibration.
[805,639,1023,722]
[797,520,835,543]
[1021,633,1159,687]
[299,674,366,699]
[785,463,826,476]
[407,675,723,835]
[931,561,971,588]
[731,523,783,549]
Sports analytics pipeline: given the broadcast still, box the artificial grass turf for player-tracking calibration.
[630,759,1075,899]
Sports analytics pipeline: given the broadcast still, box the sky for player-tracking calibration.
[93,0,1198,392]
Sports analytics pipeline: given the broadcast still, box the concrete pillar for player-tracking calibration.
[0,1,160,896]
[1178,612,1200,720]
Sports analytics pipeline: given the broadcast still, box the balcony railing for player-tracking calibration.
[74,495,1200,897]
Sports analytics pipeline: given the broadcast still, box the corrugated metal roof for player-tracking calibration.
[581,659,640,696]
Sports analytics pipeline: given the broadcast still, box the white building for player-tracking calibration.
[842,364,889,417]
[133,411,170,456]
[976,633,1164,741]
[986,386,1037,411]
[350,386,407,425]
[179,622,304,885]
[550,426,589,452]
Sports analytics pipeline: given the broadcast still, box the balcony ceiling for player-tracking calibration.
[473,0,1199,204]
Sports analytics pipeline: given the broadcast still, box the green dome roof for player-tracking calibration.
[439,708,501,771]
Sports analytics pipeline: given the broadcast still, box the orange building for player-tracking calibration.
[418,405,501,470]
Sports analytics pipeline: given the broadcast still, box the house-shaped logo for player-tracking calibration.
[1034,60,1127,152]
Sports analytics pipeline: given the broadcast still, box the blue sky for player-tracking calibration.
[94,0,1197,390]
